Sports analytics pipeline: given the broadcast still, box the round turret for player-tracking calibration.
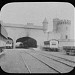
[42,17,48,32]
[43,17,48,24]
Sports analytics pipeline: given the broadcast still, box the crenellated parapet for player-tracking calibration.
[58,19,71,25]
[53,18,71,26]
[53,18,71,32]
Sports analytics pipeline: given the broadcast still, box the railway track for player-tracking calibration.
[1,49,74,73]
[22,49,74,73]
[20,51,60,73]
[32,49,75,67]
[40,51,75,63]
[20,53,31,73]
[39,54,74,68]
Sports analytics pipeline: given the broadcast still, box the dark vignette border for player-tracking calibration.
[0,0,75,75]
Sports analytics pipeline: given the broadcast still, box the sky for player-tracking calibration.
[0,2,74,33]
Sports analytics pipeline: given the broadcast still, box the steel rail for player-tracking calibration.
[38,53,74,68]
[19,53,31,73]
[32,49,75,64]
[23,51,61,73]
[32,49,75,68]
[39,51,75,63]
[42,51,75,63]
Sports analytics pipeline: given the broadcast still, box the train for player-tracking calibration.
[43,39,59,52]
[6,42,13,49]
[43,39,75,56]
[63,46,75,56]
[6,37,13,49]
[60,40,75,56]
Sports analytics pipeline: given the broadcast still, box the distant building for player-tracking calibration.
[53,18,71,40]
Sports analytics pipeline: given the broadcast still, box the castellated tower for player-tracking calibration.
[53,18,71,40]
[53,18,60,33]
[42,17,48,33]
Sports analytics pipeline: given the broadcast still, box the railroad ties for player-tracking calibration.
[1,49,74,73]
[19,49,74,73]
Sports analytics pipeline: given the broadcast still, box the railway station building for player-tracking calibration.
[0,21,8,50]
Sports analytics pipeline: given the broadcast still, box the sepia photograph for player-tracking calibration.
[0,2,75,73]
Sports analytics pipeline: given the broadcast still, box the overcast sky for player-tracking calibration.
[0,2,74,32]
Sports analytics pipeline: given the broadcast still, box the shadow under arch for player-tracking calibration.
[16,36,37,48]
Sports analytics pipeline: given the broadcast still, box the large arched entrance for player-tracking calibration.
[16,36,37,48]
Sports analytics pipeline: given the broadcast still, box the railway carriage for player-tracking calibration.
[6,37,13,49]
[43,39,75,55]
[43,39,59,51]
[63,46,75,56]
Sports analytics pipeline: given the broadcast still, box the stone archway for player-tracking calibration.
[16,36,37,48]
